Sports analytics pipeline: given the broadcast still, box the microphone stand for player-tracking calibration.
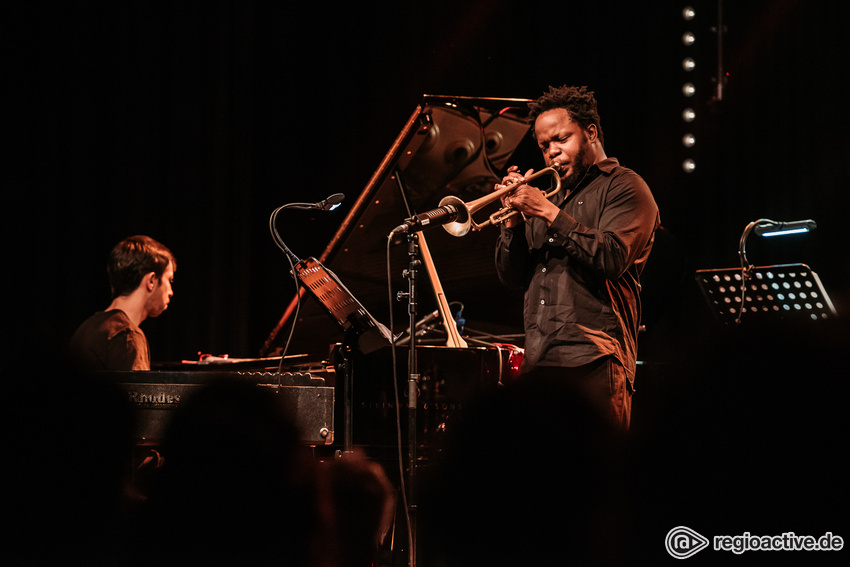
[389,206,470,567]
[398,232,421,567]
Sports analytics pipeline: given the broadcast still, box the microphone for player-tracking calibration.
[394,309,442,345]
[269,193,346,264]
[414,309,441,330]
[391,204,459,234]
[314,193,345,211]
[278,193,346,211]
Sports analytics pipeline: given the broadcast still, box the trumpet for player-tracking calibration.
[439,163,563,237]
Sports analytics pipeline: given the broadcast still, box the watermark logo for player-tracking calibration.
[665,526,709,559]
[665,527,843,558]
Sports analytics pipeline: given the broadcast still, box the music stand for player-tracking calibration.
[294,256,393,456]
[294,256,392,354]
[695,263,837,326]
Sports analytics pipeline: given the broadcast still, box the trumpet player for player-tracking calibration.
[495,85,660,430]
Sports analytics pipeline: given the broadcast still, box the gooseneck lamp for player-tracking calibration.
[736,218,817,324]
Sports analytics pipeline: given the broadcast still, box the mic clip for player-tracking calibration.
[390,204,459,235]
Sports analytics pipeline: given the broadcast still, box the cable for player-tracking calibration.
[277,253,301,374]
[269,205,303,372]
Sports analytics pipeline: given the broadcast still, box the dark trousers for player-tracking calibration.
[521,356,632,430]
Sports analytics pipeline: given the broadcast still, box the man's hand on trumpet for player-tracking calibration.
[498,165,562,228]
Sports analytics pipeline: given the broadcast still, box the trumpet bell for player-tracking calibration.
[438,195,472,237]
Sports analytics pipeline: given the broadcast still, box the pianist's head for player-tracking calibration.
[106,235,177,319]
[108,235,176,298]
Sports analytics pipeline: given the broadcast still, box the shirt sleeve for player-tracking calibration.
[546,170,659,280]
[495,225,531,290]
[106,328,151,371]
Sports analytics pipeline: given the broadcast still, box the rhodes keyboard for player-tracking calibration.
[109,370,334,446]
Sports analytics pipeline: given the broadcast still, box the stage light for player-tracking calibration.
[680,5,698,178]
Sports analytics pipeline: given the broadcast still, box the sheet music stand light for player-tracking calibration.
[695,218,837,325]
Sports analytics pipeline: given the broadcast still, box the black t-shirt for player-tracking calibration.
[69,309,151,371]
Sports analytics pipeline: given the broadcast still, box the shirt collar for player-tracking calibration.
[592,157,620,175]
[557,157,619,204]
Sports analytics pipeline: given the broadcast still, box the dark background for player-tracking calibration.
[9,0,849,363]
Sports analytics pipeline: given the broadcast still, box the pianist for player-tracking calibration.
[69,235,176,372]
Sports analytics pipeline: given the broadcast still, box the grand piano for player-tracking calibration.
[259,95,540,459]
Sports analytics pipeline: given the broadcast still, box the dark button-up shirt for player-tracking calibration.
[495,158,660,379]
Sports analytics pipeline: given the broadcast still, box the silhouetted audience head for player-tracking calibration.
[420,375,628,566]
[317,450,395,567]
[136,377,319,566]
[13,354,136,566]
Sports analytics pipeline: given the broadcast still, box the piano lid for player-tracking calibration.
[262,95,541,358]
